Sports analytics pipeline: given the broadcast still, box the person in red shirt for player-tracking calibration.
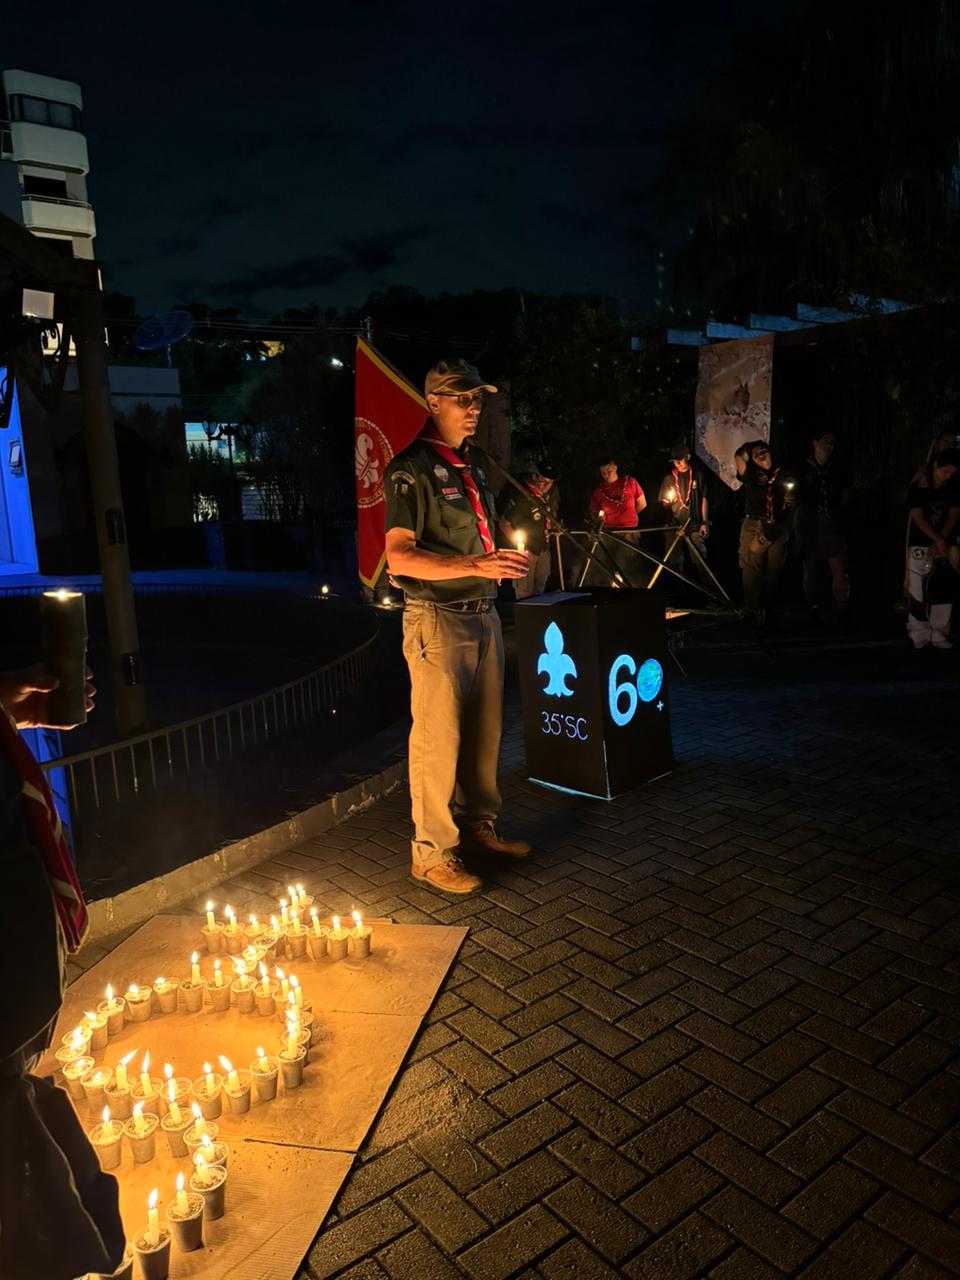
[588,458,646,528]
[586,458,646,586]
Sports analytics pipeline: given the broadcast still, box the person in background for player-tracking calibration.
[499,462,560,600]
[657,442,710,584]
[734,439,792,620]
[795,431,851,621]
[910,429,959,486]
[587,457,646,586]
[905,448,960,649]
[0,665,124,1280]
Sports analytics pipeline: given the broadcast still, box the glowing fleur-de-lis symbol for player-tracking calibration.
[537,622,577,697]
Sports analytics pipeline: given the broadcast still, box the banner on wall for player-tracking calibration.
[694,335,774,490]
[354,338,425,587]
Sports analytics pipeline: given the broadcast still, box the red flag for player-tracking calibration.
[354,337,426,587]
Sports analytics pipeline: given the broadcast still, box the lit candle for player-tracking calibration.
[598,508,606,523]
[277,966,288,999]
[290,975,303,1008]
[115,1048,136,1092]
[199,1139,216,1166]
[146,1189,160,1248]
[515,531,526,554]
[167,1079,182,1126]
[248,912,260,933]
[233,959,246,984]
[270,914,279,933]
[101,1105,116,1141]
[224,904,236,930]
[139,1051,152,1096]
[259,961,270,995]
[132,1101,146,1138]
[191,1102,208,1140]
[191,951,201,984]
[193,1154,211,1188]
[256,1045,269,1072]
[286,1021,298,1059]
[295,883,306,907]
[205,901,216,930]
[287,885,297,907]
[665,487,676,504]
[310,908,321,937]
[214,959,223,988]
[290,909,301,933]
[280,898,289,925]
[331,914,343,937]
[175,1171,188,1215]
[127,983,139,999]
[219,1055,241,1092]
[203,1062,215,1094]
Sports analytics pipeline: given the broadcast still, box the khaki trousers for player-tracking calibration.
[402,601,504,871]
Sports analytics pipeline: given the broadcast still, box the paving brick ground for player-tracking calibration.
[79,642,960,1278]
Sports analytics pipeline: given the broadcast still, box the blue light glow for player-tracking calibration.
[0,371,39,574]
[537,621,577,697]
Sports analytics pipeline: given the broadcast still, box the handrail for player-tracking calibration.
[39,629,380,815]
[44,631,378,771]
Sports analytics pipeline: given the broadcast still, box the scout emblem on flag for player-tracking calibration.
[354,338,426,587]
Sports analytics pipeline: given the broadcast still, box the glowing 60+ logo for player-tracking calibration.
[608,654,664,726]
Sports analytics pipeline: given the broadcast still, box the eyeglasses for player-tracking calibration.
[433,391,486,409]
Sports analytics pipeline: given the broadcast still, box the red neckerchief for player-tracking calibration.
[0,708,88,952]
[763,466,781,522]
[421,430,495,553]
[671,466,693,508]
[601,478,627,511]
[524,478,554,535]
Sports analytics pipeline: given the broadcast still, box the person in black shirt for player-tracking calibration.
[794,432,851,616]
[657,442,710,586]
[906,448,960,649]
[734,439,792,618]
[498,463,560,599]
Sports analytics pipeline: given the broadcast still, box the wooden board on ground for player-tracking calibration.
[49,915,466,1280]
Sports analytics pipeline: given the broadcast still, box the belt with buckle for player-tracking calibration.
[435,599,492,614]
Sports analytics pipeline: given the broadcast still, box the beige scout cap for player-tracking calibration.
[424,358,498,398]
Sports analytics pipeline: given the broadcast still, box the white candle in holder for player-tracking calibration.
[219,1056,241,1093]
[139,1051,152,1096]
[114,1048,137,1092]
[191,952,201,984]
[205,902,216,930]
[147,1189,160,1247]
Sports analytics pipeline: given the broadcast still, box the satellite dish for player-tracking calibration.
[131,310,195,365]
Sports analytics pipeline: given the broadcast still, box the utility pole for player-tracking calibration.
[70,270,146,734]
[0,216,146,735]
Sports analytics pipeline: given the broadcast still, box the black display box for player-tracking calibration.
[515,590,673,799]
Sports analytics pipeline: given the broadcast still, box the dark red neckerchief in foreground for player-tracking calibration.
[0,708,88,953]
[421,430,495,553]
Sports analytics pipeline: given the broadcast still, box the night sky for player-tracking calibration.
[8,1,778,319]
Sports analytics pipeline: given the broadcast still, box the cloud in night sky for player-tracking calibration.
[5,0,782,318]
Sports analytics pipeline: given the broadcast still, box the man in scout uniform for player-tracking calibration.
[498,461,561,599]
[385,358,531,894]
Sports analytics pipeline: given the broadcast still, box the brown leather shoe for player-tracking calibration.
[412,854,482,895]
[461,822,531,859]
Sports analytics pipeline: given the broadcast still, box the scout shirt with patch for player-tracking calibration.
[384,435,499,603]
